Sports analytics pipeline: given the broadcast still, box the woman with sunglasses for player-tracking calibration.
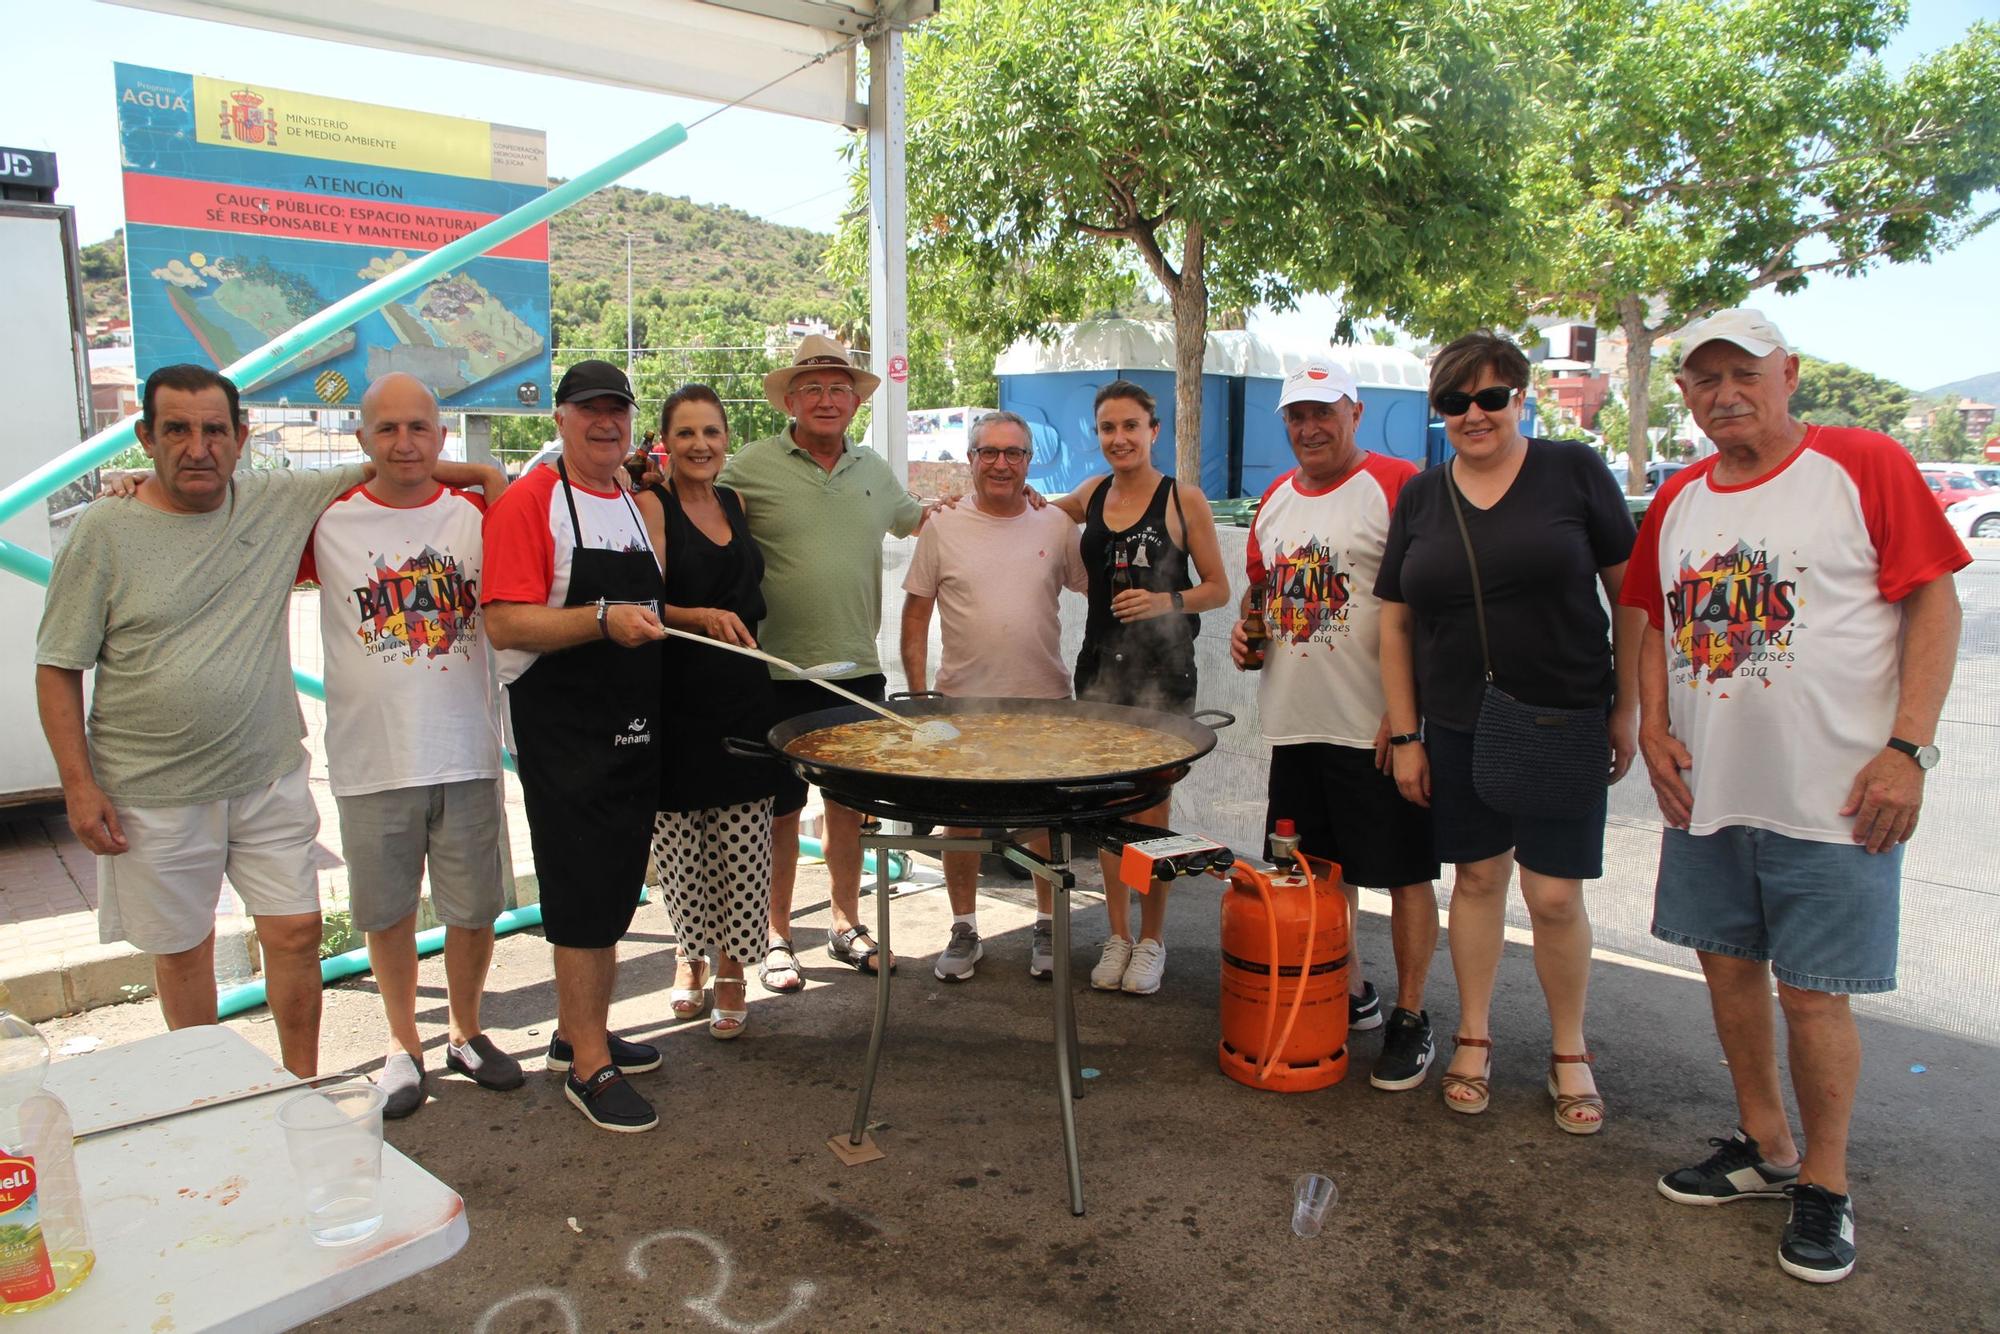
[1049,380,1230,996]
[1374,332,1637,1133]
[634,383,781,1040]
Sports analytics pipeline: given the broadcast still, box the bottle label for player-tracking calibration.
[0,1155,55,1303]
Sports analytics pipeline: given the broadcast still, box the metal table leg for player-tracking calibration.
[850,829,894,1145]
[1049,829,1085,1216]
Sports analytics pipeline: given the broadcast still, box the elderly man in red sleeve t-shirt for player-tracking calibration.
[1617,309,1968,1284]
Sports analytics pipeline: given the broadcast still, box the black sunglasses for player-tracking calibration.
[1433,386,1517,416]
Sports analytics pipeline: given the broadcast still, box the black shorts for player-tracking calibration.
[1425,723,1606,880]
[768,673,887,817]
[1265,743,1438,889]
[520,787,650,949]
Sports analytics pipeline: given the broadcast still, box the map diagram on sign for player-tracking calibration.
[153,251,354,379]
[360,252,546,395]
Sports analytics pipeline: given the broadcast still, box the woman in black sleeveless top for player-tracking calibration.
[635,384,781,1039]
[1052,380,1230,996]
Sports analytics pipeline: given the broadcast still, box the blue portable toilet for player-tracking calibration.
[996,320,1231,498]
[996,320,1432,501]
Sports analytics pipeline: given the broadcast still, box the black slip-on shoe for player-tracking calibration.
[545,1030,663,1075]
[564,1066,659,1133]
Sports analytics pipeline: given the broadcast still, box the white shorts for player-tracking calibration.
[98,763,323,955]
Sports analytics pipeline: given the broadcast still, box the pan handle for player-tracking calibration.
[1053,780,1142,797]
[887,690,947,701]
[721,735,774,760]
[1191,708,1237,730]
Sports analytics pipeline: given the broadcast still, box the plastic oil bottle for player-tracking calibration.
[0,987,93,1314]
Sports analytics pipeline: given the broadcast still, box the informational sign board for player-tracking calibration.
[906,405,979,462]
[115,64,551,411]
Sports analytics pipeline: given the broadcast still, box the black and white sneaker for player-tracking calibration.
[545,1030,663,1075]
[1779,1184,1857,1283]
[1658,1129,1800,1205]
[1369,1008,1434,1090]
[1348,980,1384,1032]
[564,1066,659,1133]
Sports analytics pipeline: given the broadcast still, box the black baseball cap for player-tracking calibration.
[554,360,636,407]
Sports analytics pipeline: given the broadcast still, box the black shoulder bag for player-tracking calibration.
[1443,463,1611,817]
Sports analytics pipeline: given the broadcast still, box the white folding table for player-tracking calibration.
[20,1025,466,1332]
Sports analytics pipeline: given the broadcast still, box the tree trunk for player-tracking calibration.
[1620,297,1653,496]
[1169,224,1208,486]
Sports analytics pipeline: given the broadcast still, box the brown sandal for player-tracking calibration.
[1547,1051,1604,1135]
[1441,1036,1492,1115]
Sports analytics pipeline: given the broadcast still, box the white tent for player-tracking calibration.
[102,0,935,477]
[994,318,1431,389]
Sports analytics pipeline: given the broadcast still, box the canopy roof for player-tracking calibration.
[100,0,937,126]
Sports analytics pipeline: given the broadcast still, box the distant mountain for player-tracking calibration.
[1922,371,2000,405]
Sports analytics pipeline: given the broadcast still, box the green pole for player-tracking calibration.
[0,121,689,530]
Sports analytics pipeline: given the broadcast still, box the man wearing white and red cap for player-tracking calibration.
[1619,308,1968,1282]
[721,335,939,988]
[1228,359,1441,1092]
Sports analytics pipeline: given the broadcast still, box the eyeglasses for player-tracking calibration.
[970,447,1030,464]
[1433,386,1517,416]
[793,382,857,403]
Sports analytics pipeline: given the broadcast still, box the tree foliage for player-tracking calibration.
[1414,0,2000,491]
[1919,394,1972,460]
[1793,354,1910,433]
[871,0,1526,480]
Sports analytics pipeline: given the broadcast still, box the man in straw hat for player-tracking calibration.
[721,335,942,989]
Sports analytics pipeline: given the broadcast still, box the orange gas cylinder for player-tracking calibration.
[1218,847,1349,1092]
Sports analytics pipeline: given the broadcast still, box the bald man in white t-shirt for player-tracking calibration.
[900,412,1087,982]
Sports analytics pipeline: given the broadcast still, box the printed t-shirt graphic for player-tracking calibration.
[301,482,502,797]
[479,463,657,687]
[1621,426,1969,843]
[1247,453,1415,746]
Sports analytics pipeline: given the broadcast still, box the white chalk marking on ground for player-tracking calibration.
[473,1287,581,1334]
[626,1228,818,1334]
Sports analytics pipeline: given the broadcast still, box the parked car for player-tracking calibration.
[1946,494,2000,540]
[1605,458,1690,494]
[1923,470,1998,510]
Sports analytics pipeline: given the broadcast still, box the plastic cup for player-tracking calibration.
[277,1083,386,1247]
[1292,1173,1338,1238]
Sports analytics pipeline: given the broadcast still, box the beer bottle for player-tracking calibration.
[1241,585,1269,671]
[1110,543,1135,596]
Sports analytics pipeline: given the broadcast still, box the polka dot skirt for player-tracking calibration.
[648,799,774,966]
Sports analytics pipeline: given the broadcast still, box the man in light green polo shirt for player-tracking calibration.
[721,335,934,989]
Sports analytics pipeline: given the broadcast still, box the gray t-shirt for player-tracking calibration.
[36,465,365,806]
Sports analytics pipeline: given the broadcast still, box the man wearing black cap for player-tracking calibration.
[483,360,668,1132]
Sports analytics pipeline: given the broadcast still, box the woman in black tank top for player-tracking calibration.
[1050,380,1231,996]
[634,385,781,1040]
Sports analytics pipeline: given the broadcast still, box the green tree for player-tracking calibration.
[1920,395,1972,460]
[1418,1,2000,493]
[1793,354,1910,433]
[866,0,1524,481]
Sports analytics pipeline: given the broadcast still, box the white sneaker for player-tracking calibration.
[1091,936,1133,991]
[1121,939,1167,995]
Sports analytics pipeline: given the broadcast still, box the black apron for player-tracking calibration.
[507,461,663,949]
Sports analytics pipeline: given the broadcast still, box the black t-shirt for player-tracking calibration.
[1374,439,1635,731]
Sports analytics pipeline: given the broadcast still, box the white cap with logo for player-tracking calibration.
[1276,360,1360,410]
[1678,308,1791,362]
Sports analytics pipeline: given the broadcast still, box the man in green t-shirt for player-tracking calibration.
[36,365,366,1076]
[720,335,936,988]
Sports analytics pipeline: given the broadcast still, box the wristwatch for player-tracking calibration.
[1170,590,1186,612]
[1388,732,1422,746]
[1886,737,1940,770]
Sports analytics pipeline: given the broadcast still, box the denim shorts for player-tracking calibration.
[1425,723,1605,880]
[1651,826,1901,995]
